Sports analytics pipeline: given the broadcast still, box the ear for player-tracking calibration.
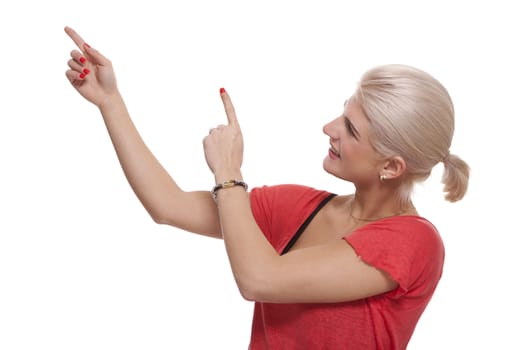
[380,156,406,180]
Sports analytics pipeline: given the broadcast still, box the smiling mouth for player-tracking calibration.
[329,147,340,158]
[329,141,340,156]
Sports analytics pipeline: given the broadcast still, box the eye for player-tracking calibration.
[344,118,356,137]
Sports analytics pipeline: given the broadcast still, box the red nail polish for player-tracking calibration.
[79,56,86,64]
[220,87,226,94]
[83,68,90,75]
[79,73,86,79]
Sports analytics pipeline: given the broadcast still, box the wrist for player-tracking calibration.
[211,179,248,202]
[214,170,243,185]
[98,92,123,112]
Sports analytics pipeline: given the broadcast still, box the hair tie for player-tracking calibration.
[442,151,450,163]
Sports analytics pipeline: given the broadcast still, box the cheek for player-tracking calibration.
[341,142,372,163]
[340,139,358,155]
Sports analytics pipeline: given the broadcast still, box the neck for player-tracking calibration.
[348,189,414,222]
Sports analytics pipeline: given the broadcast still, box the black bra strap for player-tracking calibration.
[281,193,337,255]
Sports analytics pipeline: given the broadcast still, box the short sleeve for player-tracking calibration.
[344,216,445,298]
[250,184,334,252]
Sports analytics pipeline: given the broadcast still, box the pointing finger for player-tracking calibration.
[64,26,88,52]
[220,88,239,128]
[65,27,111,67]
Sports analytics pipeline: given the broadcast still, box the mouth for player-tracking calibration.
[328,143,340,159]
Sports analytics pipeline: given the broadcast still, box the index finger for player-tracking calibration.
[220,88,240,128]
[64,26,87,51]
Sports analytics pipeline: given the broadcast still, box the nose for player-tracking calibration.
[322,118,338,139]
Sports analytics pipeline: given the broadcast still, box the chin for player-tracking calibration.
[322,157,332,173]
[322,160,352,182]
[322,160,339,178]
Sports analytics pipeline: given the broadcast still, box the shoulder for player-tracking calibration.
[345,216,444,289]
[383,216,443,252]
[349,216,443,253]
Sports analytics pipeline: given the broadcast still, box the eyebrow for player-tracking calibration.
[344,115,361,139]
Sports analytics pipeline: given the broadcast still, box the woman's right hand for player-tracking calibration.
[64,26,119,109]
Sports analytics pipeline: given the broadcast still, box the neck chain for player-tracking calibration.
[349,199,410,222]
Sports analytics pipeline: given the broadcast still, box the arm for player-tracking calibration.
[216,189,397,303]
[98,94,221,237]
[204,91,398,303]
[64,27,220,238]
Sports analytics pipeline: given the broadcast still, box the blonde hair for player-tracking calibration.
[354,64,470,203]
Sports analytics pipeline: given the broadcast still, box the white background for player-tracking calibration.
[1,1,524,349]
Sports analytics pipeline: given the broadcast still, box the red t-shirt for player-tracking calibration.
[248,184,445,350]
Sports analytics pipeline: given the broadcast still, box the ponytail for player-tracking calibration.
[441,153,470,202]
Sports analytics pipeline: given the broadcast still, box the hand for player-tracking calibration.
[203,89,244,180]
[64,26,119,108]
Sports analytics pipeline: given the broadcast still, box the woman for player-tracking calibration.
[64,26,469,349]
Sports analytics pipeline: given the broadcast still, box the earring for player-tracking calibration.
[380,174,387,182]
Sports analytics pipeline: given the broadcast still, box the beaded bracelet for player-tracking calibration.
[211,179,248,201]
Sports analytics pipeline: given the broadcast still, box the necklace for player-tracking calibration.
[349,199,410,222]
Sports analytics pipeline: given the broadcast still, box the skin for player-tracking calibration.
[65,26,418,304]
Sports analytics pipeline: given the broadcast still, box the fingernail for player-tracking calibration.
[220,87,226,94]
[83,68,90,75]
[79,56,86,64]
[79,73,86,79]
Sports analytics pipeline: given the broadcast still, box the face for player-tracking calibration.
[322,98,383,185]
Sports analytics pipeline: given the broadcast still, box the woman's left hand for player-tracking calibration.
[203,88,244,180]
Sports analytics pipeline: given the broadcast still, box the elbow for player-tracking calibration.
[151,214,166,225]
[149,209,171,226]
[237,282,261,302]
[151,215,178,228]
[235,270,273,302]
[238,284,258,302]
[234,255,281,302]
